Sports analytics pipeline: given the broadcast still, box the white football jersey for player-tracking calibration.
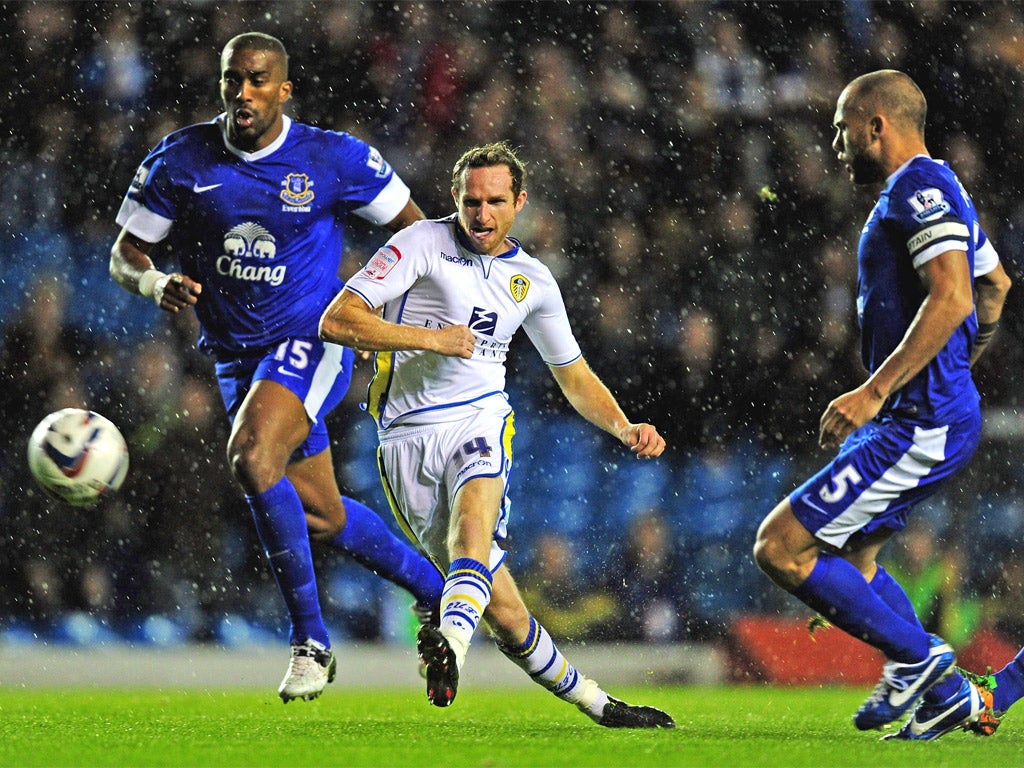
[343,216,582,428]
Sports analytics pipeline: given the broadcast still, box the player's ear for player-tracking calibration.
[869,114,884,138]
[514,190,527,212]
[280,79,293,103]
[451,186,459,205]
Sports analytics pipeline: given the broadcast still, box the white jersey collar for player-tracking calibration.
[887,153,932,185]
[219,114,292,161]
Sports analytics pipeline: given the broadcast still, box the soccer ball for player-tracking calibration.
[27,408,130,507]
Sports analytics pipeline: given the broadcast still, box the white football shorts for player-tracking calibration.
[376,404,515,573]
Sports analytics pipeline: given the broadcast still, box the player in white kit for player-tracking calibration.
[319,142,674,728]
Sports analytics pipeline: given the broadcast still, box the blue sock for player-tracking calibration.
[870,564,962,701]
[991,646,1024,713]
[247,477,328,647]
[869,564,922,628]
[329,496,443,607]
[792,552,930,663]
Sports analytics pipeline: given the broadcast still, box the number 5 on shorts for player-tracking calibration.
[819,464,863,503]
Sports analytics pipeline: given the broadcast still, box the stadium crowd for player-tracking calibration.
[1,1,1023,651]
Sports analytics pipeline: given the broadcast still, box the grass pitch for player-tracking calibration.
[0,685,1018,767]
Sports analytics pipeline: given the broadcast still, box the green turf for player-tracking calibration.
[0,685,1018,767]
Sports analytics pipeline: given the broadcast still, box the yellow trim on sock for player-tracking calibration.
[551,658,569,684]
[447,567,493,587]
[442,593,484,616]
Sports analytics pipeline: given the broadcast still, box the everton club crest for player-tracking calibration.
[280,173,315,207]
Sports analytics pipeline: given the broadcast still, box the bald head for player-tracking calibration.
[832,69,931,184]
[840,70,927,137]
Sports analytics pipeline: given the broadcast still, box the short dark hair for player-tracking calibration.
[452,141,526,197]
[222,32,289,78]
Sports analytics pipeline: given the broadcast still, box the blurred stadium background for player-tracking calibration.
[2,1,1023,685]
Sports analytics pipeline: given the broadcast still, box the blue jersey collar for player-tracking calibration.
[453,217,521,258]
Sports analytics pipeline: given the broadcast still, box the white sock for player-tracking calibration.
[438,557,493,669]
[500,614,609,719]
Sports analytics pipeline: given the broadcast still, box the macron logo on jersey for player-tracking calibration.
[441,252,474,267]
[364,245,401,280]
[469,307,498,336]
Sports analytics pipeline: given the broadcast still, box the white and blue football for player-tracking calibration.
[27,408,129,507]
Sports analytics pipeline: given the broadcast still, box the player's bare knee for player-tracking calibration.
[752,532,773,571]
[753,535,800,589]
[226,436,277,494]
[305,505,345,541]
[446,516,489,561]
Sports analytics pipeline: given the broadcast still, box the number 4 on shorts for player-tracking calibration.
[462,437,492,458]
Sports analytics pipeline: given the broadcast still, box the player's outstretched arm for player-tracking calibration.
[549,358,665,459]
[110,229,201,312]
[319,289,475,358]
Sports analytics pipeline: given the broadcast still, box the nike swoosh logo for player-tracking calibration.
[277,369,302,379]
[799,493,829,515]
[193,183,223,193]
[890,656,944,708]
[909,698,970,735]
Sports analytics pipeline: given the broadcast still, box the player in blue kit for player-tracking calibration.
[109,32,443,702]
[753,70,1010,739]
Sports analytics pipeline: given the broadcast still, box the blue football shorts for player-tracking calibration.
[214,336,355,460]
[789,410,981,550]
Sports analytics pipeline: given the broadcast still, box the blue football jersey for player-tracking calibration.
[857,155,980,422]
[116,115,410,356]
